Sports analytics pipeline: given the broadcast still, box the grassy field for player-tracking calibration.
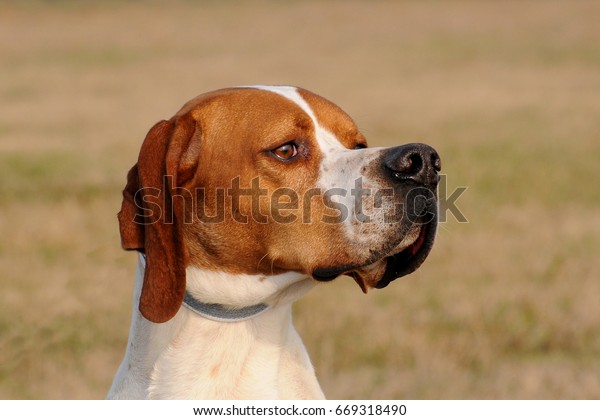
[1,0,599,399]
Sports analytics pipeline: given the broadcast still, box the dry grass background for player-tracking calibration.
[1,0,599,399]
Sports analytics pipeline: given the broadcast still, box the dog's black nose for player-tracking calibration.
[384,143,441,187]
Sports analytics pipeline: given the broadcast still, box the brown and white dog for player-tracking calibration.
[107,86,440,399]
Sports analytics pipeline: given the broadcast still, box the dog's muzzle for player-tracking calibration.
[312,143,441,289]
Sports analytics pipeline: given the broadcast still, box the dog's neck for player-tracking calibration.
[107,253,324,399]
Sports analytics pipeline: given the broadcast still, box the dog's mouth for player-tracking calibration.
[311,219,437,292]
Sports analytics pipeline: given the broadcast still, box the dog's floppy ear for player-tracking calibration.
[118,115,198,323]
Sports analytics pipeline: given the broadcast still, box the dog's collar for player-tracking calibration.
[182,291,270,323]
[138,253,270,322]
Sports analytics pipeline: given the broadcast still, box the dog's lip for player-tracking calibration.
[312,266,350,282]
[374,220,436,288]
[311,220,436,286]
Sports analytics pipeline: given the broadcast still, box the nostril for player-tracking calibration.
[397,152,423,176]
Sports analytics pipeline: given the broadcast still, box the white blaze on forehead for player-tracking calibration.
[241,85,318,123]
[238,85,346,152]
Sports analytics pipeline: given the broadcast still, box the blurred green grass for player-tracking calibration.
[1,0,599,399]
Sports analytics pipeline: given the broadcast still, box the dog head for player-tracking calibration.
[119,86,440,322]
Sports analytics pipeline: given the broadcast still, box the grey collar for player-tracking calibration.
[138,254,269,322]
[182,291,270,323]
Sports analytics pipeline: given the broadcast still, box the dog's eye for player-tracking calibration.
[353,143,367,150]
[272,143,298,160]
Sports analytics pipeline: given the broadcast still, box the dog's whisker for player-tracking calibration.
[437,223,452,235]
[257,253,270,270]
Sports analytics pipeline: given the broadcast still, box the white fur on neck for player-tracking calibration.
[107,253,324,399]
[185,266,315,309]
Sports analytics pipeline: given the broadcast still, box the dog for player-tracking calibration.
[107,85,440,399]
